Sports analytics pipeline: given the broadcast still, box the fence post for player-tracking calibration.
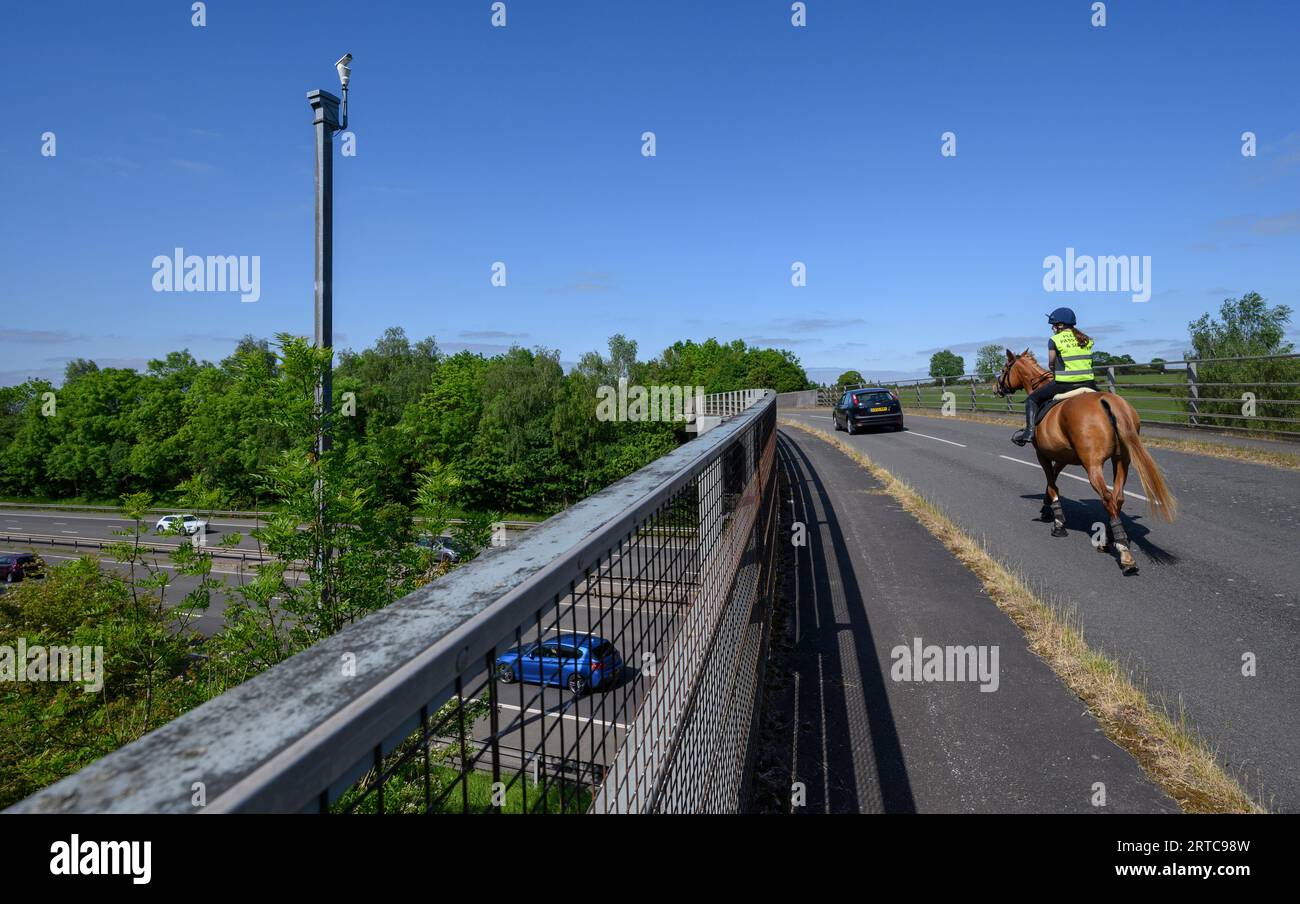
[969,375,978,411]
[1187,361,1200,427]
[914,383,923,407]
[1106,365,1116,395]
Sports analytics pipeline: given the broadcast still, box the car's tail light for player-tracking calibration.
[590,660,605,670]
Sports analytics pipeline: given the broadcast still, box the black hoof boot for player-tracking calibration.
[1049,499,1066,536]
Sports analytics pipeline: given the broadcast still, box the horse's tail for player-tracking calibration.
[1100,396,1177,522]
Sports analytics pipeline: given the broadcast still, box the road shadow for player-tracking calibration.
[1016,493,1180,566]
[762,433,916,813]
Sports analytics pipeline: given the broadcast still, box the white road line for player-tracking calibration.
[496,702,629,731]
[807,415,833,420]
[998,455,1148,502]
[904,430,967,448]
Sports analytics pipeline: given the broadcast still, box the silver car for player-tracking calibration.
[154,514,208,536]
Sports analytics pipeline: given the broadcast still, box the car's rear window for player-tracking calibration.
[853,391,892,405]
[590,642,614,658]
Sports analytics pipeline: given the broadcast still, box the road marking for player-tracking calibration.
[904,430,967,448]
[807,415,833,420]
[496,701,629,731]
[998,455,1149,502]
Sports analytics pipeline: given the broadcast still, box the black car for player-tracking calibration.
[833,387,904,434]
[0,552,47,584]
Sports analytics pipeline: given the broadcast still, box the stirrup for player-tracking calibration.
[1011,429,1033,446]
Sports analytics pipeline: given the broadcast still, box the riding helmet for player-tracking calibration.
[1046,306,1077,326]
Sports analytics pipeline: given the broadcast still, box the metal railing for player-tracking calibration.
[822,353,1300,440]
[10,389,779,814]
[700,389,767,417]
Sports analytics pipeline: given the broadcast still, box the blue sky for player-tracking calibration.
[2,0,1297,386]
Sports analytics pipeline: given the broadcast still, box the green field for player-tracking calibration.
[878,372,1252,429]
[868,371,1298,436]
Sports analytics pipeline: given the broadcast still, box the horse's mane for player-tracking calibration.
[1017,349,1049,379]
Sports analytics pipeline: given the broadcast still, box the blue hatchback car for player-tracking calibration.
[495,634,623,695]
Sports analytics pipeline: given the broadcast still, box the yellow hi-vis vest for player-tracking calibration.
[1052,330,1095,382]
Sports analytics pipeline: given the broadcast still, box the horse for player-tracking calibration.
[994,348,1176,574]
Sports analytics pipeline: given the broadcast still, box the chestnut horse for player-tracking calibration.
[994,349,1176,574]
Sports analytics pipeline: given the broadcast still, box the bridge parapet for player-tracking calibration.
[10,389,778,814]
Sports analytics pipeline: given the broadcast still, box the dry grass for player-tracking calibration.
[779,417,1265,814]
[895,407,1300,472]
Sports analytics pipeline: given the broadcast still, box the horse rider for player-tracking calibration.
[1011,307,1099,446]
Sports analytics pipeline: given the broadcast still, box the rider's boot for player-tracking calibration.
[1011,399,1039,446]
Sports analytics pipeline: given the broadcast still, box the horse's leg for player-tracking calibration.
[1037,450,1068,535]
[1109,454,1137,574]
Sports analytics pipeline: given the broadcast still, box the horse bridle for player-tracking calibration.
[995,354,1051,398]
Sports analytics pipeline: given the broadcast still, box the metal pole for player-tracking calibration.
[308,89,339,454]
[308,89,342,619]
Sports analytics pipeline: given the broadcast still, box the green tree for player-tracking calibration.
[974,345,1003,381]
[928,350,965,380]
[1186,292,1298,432]
[836,370,866,387]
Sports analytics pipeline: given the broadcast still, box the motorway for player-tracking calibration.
[0,508,267,552]
[780,409,1300,811]
[0,505,692,805]
[0,509,290,637]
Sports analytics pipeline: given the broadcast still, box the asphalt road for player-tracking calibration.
[0,508,267,552]
[781,409,1300,811]
[0,549,287,637]
[767,430,1174,813]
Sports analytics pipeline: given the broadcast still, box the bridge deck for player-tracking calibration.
[755,428,1176,813]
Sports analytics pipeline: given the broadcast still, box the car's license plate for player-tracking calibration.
[870,406,889,412]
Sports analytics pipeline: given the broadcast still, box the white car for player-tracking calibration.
[155,514,208,536]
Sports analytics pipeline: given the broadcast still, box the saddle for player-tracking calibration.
[1034,386,1098,426]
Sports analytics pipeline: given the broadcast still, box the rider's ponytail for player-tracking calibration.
[1070,326,1092,346]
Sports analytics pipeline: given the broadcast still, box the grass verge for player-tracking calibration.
[779,417,1264,814]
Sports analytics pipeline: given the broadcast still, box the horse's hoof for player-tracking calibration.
[1121,564,1139,576]
[1051,526,1068,538]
